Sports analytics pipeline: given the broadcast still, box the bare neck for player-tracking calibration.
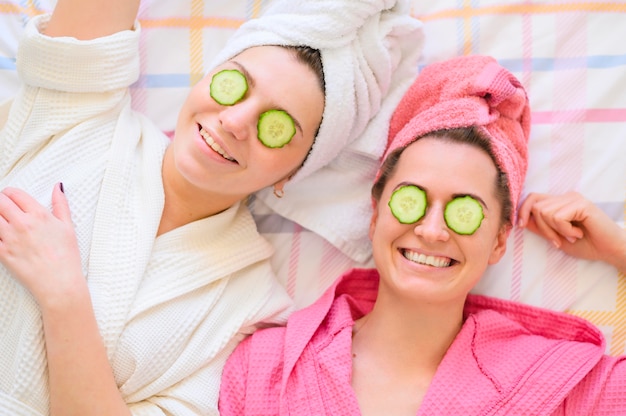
[351,294,465,415]
[158,147,242,236]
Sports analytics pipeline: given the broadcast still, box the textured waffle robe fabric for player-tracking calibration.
[220,268,626,415]
[0,15,291,415]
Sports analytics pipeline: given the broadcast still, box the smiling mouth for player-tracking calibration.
[199,127,236,162]
[401,249,453,268]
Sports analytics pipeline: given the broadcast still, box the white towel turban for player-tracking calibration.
[210,0,424,263]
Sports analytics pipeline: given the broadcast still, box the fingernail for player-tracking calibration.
[59,182,64,193]
[552,240,560,249]
[566,236,576,244]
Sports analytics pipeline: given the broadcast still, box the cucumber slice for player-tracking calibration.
[210,69,248,106]
[388,185,427,224]
[444,196,484,235]
[257,110,296,148]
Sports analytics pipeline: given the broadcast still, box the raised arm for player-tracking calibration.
[44,0,140,40]
[518,191,626,274]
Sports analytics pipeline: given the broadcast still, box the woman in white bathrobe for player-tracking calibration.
[0,0,423,415]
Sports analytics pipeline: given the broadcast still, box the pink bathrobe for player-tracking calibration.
[219,268,626,415]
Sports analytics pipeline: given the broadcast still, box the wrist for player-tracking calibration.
[37,274,90,313]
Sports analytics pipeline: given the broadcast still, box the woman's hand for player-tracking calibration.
[0,185,130,415]
[0,184,86,306]
[518,191,626,274]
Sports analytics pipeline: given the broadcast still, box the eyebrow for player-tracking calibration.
[451,192,489,210]
[230,60,255,89]
[230,60,305,136]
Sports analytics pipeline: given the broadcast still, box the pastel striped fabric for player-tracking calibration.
[0,0,624,355]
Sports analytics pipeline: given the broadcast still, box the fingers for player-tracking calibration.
[524,207,565,248]
[516,192,538,228]
[1,187,31,212]
[518,191,587,248]
[0,184,81,302]
[0,194,9,237]
[51,183,73,224]
[519,191,626,268]
[0,185,70,230]
[536,194,584,239]
[1,185,51,214]
[0,188,35,228]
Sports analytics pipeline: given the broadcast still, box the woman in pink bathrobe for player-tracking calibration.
[218,55,626,415]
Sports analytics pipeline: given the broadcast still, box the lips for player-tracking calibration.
[199,126,236,162]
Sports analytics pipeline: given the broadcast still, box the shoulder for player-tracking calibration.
[219,325,288,412]
[563,354,626,414]
[466,294,604,345]
[425,296,613,412]
[222,326,286,382]
[463,295,608,400]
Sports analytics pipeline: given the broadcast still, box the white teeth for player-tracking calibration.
[199,128,235,161]
[403,250,451,268]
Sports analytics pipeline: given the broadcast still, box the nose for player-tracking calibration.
[218,101,258,141]
[413,203,450,242]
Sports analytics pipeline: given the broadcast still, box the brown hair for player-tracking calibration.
[286,45,325,94]
[372,127,513,227]
[285,45,324,164]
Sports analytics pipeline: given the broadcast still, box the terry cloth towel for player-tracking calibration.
[210,0,424,263]
[384,55,531,222]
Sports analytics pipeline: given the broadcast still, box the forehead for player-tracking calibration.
[231,45,294,65]
[228,46,312,88]
[227,45,324,130]
[391,137,498,196]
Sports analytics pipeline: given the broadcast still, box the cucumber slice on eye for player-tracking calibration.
[388,185,427,224]
[210,69,248,106]
[257,110,296,148]
[444,196,484,235]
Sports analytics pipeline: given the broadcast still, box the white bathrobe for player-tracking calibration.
[0,15,291,416]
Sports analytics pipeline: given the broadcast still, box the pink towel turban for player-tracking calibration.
[383,55,531,222]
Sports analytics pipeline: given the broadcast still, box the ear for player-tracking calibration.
[487,226,510,265]
[368,199,379,241]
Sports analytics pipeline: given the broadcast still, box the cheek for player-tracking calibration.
[469,227,507,266]
[371,208,404,244]
[270,145,311,175]
[186,79,214,109]
[248,148,303,187]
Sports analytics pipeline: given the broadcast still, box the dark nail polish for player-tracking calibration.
[59,182,64,193]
